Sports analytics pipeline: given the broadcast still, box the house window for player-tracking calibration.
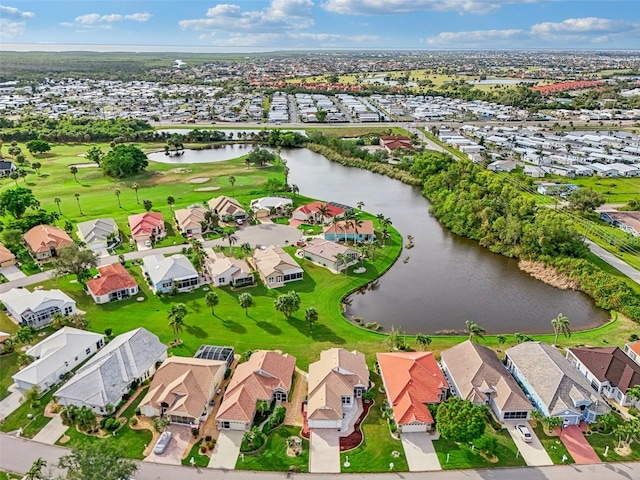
[86,348,91,355]
[221,421,230,429]
[342,396,352,406]
[219,277,225,284]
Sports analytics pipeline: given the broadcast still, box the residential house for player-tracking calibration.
[307,348,370,430]
[624,340,640,367]
[142,254,199,293]
[86,263,139,304]
[76,218,119,256]
[252,245,303,289]
[139,356,226,426]
[12,327,104,393]
[599,211,640,237]
[216,350,296,431]
[323,220,374,244]
[302,239,358,273]
[523,165,545,178]
[174,206,207,236]
[505,342,610,424]
[249,196,293,218]
[55,328,167,414]
[23,225,73,261]
[292,201,345,225]
[204,250,254,287]
[377,352,448,433]
[208,196,248,221]
[0,242,16,268]
[440,340,533,421]
[567,346,640,408]
[487,160,517,173]
[0,160,17,177]
[128,212,166,243]
[0,288,76,330]
[379,135,414,153]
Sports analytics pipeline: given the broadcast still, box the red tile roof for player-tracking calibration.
[377,352,448,426]
[86,263,138,296]
[296,202,345,218]
[128,212,164,236]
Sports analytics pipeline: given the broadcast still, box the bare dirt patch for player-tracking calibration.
[194,186,221,192]
[163,168,192,175]
[518,260,580,290]
[188,176,211,184]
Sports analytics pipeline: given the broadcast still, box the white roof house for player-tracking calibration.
[0,288,76,330]
[77,218,119,256]
[12,327,104,393]
[249,197,293,217]
[54,328,167,414]
[142,254,199,294]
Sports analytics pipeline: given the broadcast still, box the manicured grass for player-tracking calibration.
[0,472,22,480]
[181,440,210,467]
[0,386,57,438]
[0,352,19,401]
[548,175,640,204]
[340,373,408,473]
[236,425,309,472]
[433,427,526,470]
[587,430,640,462]
[532,424,574,464]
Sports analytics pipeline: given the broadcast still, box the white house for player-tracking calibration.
[252,246,303,289]
[204,250,254,287]
[142,254,199,293]
[249,196,293,218]
[55,328,167,414]
[302,239,358,273]
[76,218,119,256]
[12,327,104,393]
[0,288,76,330]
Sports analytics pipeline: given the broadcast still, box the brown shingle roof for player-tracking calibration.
[569,346,640,394]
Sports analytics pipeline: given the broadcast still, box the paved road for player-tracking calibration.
[586,240,640,285]
[1,434,639,480]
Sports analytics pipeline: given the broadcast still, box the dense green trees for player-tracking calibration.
[0,186,38,218]
[57,442,138,480]
[274,291,301,319]
[26,139,51,155]
[436,398,486,444]
[100,144,149,178]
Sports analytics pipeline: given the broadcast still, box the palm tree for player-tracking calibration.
[168,303,187,340]
[496,334,507,351]
[143,199,153,212]
[114,188,122,208]
[205,291,220,316]
[222,228,238,252]
[256,399,270,416]
[466,320,485,343]
[317,203,331,225]
[228,175,236,196]
[551,313,571,346]
[25,458,47,480]
[357,201,365,210]
[335,252,350,275]
[15,326,35,345]
[238,292,253,316]
[74,193,83,215]
[376,213,385,227]
[291,184,299,197]
[54,197,62,214]
[351,217,364,246]
[167,196,175,212]
[415,333,432,351]
[132,182,140,204]
[305,306,319,332]
[70,166,79,183]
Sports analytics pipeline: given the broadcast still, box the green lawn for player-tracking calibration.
[340,373,408,473]
[587,431,640,462]
[533,424,574,464]
[0,472,22,480]
[0,386,57,438]
[181,440,210,467]
[0,352,19,401]
[433,427,526,470]
[236,425,309,472]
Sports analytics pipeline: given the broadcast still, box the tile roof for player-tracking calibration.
[302,239,356,263]
[207,196,246,218]
[323,220,374,236]
[569,346,640,395]
[377,352,447,425]
[0,242,15,263]
[86,263,138,296]
[294,201,345,219]
[253,245,301,279]
[128,212,164,236]
[23,225,73,254]
[140,356,225,420]
[0,288,75,316]
[143,254,198,285]
[174,207,206,232]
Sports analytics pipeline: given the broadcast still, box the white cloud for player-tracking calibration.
[0,5,35,18]
[196,30,378,48]
[321,0,536,15]
[426,17,640,47]
[180,0,314,33]
[0,19,26,38]
[65,12,152,27]
[124,13,152,22]
[75,13,102,25]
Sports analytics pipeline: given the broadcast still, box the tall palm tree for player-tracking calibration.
[351,217,364,246]
[357,201,365,210]
[415,333,432,351]
[74,193,83,215]
[143,199,153,212]
[26,457,47,480]
[238,292,253,316]
[132,182,140,204]
[205,291,219,316]
[305,306,319,333]
[551,313,571,346]
[167,196,175,212]
[228,175,236,196]
[466,320,485,343]
[223,229,238,252]
[54,197,62,214]
[496,334,507,351]
[168,303,187,340]
[317,203,331,225]
[70,166,79,183]
[114,188,121,208]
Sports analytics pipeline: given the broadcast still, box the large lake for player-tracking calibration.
[150,146,610,334]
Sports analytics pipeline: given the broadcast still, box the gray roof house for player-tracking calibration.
[12,327,104,393]
[54,328,167,414]
[505,342,610,425]
[440,340,533,421]
[76,218,119,256]
[142,254,200,294]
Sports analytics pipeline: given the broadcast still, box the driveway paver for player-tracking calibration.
[401,432,441,471]
[0,266,26,281]
[208,430,243,470]
[504,421,553,466]
[309,429,340,473]
[559,425,600,464]
[144,425,192,465]
[32,415,67,445]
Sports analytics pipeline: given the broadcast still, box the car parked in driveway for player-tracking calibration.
[516,424,533,443]
[153,431,172,454]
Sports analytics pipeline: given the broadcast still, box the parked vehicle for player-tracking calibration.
[516,424,533,443]
[153,431,172,454]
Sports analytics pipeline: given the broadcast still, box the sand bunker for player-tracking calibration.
[68,163,98,168]
[194,186,221,192]
[166,168,192,174]
[188,177,211,184]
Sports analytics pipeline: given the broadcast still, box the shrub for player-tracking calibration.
[129,417,138,426]
[104,328,113,337]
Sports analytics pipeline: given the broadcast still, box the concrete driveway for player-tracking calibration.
[309,429,340,473]
[0,390,23,421]
[0,265,26,281]
[207,224,301,249]
[144,425,192,465]
[32,416,67,445]
[208,430,243,470]
[505,421,553,466]
[401,432,442,471]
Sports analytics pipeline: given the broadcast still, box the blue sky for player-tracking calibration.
[1,1,639,51]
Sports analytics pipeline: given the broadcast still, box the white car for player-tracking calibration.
[153,431,172,454]
[516,424,533,443]
[236,219,244,225]
[144,240,152,247]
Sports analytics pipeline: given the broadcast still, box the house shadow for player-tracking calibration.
[185,324,208,339]
[285,317,345,344]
